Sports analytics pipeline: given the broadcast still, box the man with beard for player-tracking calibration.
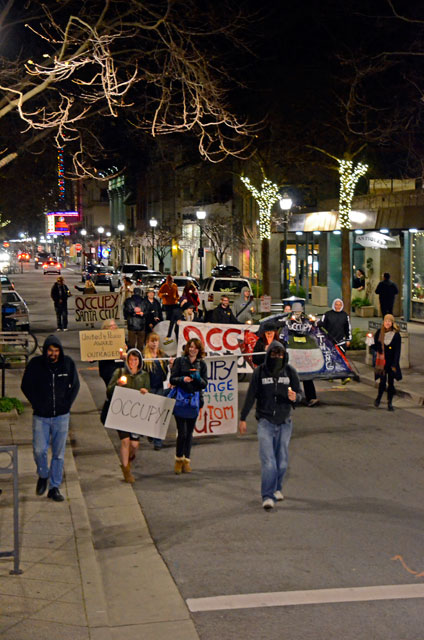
[21,336,80,502]
[239,341,303,510]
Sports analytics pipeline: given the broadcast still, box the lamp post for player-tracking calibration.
[149,217,157,269]
[80,229,87,271]
[279,195,293,299]
[196,210,207,281]
[97,226,104,262]
[117,223,125,266]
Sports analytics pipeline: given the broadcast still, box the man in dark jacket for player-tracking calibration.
[50,276,71,331]
[143,288,163,337]
[375,272,399,316]
[123,287,146,349]
[21,335,80,502]
[319,298,352,352]
[211,295,239,324]
[239,341,303,510]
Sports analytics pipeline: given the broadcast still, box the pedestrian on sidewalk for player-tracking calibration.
[375,272,399,316]
[371,314,402,411]
[21,335,80,502]
[143,332,170,451]
[123,287,146,349]
[170,338,207,474]
[239,341,303,511]
[107,348,150,483]
[50,276,71,331]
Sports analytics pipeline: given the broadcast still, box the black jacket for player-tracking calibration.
[143,298,163,329]
[240,341,303,424]
[51,282,70,308]
[170,355,208,408]
[319,309,352,344]
[124,294,146,331]
[375,279,398,308]
[21,335,80,417]
[211,304,239,324]
[372,329,401,377]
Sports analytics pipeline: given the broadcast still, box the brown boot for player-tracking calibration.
[182,457,192,473]
[121,464,135,483]
[174,456,184,474]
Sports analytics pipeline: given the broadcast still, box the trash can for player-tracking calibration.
[282,296,306,311]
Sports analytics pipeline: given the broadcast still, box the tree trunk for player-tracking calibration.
[341,228,351,308]
[261,238,270,296]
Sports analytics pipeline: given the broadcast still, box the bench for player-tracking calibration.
[0,332,31,397]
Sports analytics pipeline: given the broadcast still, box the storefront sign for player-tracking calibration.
[75,293,120,324]
[79,328,126,361]
[104,387,175,439]
[355,232,399,249]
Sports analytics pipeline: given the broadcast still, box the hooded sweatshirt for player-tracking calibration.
[240,340,303,424]
[319,298,352,344]
[232,287,255,323]
[107,348,150,398]
[21,335,80,417]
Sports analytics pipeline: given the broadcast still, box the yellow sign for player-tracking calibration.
[79,328,126,362]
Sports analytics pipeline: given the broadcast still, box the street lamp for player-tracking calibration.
[279,195,293,299]
[149,217,157,269]
[117,223,125,266]
[196,210,207,281]
[80,229,87,270]
[97,226,104,262]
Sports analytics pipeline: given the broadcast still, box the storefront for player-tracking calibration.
[410,231,424,321]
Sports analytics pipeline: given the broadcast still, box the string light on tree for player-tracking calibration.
[58,147,65,200]
[240,176,280,240]
[338,159,368,229]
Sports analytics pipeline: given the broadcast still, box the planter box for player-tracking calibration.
[311,286,328,306]
[356,306,375,317]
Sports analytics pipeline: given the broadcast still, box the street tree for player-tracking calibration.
[201,211,243,266]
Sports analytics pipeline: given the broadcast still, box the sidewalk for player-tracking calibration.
[0,368,199,640]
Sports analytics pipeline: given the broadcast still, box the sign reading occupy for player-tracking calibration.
[75,293,120,324]
[104,386,175,439]
[79,328,126,362]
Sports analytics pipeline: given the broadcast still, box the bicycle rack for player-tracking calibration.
[0,445,22,574]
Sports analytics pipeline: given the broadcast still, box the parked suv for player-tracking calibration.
[86,266,121,290]
[199,277,253,313]
[120,264,149,280]
[131,270,163,295]
[210,264,241,277]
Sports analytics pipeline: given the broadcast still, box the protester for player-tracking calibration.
[123,287,146,349]
[170,338,208,474]
[143,332,170,450]
[371,314,401,411]
[211,295,239,324]
[232,286,255,324]
[179,281,200,317]
[143,288,163,337]
[158,275,179,320]
[50,276,71,331]
[375,272,399,316]
[107,348,150,483]
[21,335,80,502]
[98,318,126,387]
[252,327,281,366]
[319,298,351,352]
[165,304,195,345]
[239,341,303,510]
[74,275,97,294]
[119,276,134,304]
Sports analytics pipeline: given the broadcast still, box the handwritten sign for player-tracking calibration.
[75,293,121,324]
[79,328,126,362]
[104,386,175,439]
[260,295,272,312]
[195,355,238,437]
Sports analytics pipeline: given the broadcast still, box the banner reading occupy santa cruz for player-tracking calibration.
[75,293,120,324]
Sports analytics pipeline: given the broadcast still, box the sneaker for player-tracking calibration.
[36,476,48,496]
[341,377,351,385]
[47,487,64,502]
[273,491,284,501]
[63,328,69,332]
[262,498,274,510]
[307,399,319,407]
[163,338,173,345]
[56,328,62,332]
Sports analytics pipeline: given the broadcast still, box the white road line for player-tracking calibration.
[187,583,424,612]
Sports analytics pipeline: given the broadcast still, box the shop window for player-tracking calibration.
[411,232,424,319]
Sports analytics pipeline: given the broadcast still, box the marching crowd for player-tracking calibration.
[19,274,402,509]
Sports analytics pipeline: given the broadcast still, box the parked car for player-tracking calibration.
[2,290,30,331]
[0,275,14,291]
[42,258,62,275]
[210,264,241,277]
[199,277,253,312]
[86,266,121,291]
[131,270,164,295]
[120,263,149,280]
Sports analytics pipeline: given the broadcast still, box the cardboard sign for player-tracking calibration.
[74,293,121,324]
[260,295,272,312]
[104,386,175,439]
[79,328,126,362]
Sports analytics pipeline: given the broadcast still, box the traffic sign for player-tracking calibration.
[74,243,82,251]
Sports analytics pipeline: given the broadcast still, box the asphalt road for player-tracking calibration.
[13,263,424,640]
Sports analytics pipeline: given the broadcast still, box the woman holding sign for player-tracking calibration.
[107,348,150,483]
[143,332,170,451]
[170,338,208,474]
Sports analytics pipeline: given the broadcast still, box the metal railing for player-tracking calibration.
[0,445,22,574]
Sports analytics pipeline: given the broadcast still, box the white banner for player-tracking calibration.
[104,387,175,439]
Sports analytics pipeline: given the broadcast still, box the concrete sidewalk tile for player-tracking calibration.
[109,619,200,640]
[56,585,84,604]
[30,599,87,625]
[75,537,109,629]
[2,618,91,640]
[0,576,74,600]
[21,561,81,584]
[0,614,25,635]
[0,593,47,616]
[20,532,75,550]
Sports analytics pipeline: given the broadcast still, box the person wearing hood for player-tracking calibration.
[239,341,303,510]
[319,298,352,352]
[123,287,146,349]
[232,287,255,324]
[21,335,80,502]
[375,272,399,316]
[107,348,150,483]
[252,326,281,366]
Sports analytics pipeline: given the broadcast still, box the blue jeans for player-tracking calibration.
[32,413,70,489]
[257,418,293,501]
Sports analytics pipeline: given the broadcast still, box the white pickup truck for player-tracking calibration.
[199,276,253,313]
